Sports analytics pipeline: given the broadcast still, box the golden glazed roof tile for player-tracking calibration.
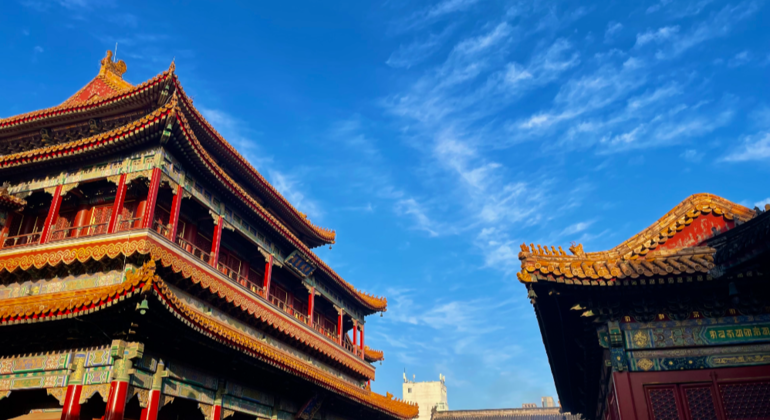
[364,346,385,363]
[517,193,754,285]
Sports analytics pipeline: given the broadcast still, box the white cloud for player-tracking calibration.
[560,220,594,236]
[728,50,751,68]
[755,198,770,209]
[394,198,440,237]
[33,46,43,53]
[604,21,623,43]
[387,26,454,69]
[656,2,760,59]
[680,149,704,162]
[268,170,323,221]
[396,0,480,32]
[722,131,770,162]
[635,26,680,47]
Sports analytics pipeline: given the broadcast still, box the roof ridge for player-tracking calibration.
[519,193,754,262]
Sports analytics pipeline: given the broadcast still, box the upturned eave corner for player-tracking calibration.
[517,193,753,285]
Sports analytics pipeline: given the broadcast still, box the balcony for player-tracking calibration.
[0,179,365,363]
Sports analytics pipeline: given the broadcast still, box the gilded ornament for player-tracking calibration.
[636,358,654,371]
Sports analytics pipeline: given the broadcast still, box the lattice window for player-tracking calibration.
[684,386,718,420]
[720,381,770,420]
[648,387,682,420]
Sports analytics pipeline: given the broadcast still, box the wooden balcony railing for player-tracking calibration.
[313,322,339,342]
[152,220,170,238]
[270,295,309,324]
[175,236,211,264]
[117,217,142,232]
[0,218,360,360]
[51,222,109,242]
[217,263,265,297]
[1,232,41,249]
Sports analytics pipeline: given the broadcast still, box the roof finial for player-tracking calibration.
[169,57,176,73]
[100,50,127,79]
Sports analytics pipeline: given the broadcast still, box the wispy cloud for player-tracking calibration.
[722,131,770,162]
[604,21,623,43]
[728,50,751,68]
[643,2,761,59]
[395,0,480,32]
[387,26,454,69]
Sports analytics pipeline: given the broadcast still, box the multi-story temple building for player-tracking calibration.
[518,194,770,420]
[0,51,417,420]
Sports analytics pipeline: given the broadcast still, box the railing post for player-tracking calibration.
[167,184,183,240]
[108,174,127,234]
[335,306,344,346]
[141,168,162,229]
[39,185,63,244]
[263,254,273,299]
[210,215,223,268]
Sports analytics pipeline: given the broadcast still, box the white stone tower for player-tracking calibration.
[402,372,448,420]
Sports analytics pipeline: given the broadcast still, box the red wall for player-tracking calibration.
[610,366,770,420]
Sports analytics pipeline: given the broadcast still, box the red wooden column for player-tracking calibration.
[104,375,130,420]
[352,320,358,351]
[307,285,316,327]
[39,185,63,244]
[139,361,168,420]
[360,323,365,359]
[141,168,162,230]
[104,342,143,420]
[107,174,128,234]
[210,387,224,420]
[167,184,184,240]
[60,358,85,420]
[335,306,344,346]
[209,216,224,268]
[262,254,274,299]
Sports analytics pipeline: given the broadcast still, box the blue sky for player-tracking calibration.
[2,0,770,410]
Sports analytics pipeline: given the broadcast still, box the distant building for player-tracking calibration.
[403,373,448,420]
[432,399,579,420]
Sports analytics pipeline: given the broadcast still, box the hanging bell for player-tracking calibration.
[136,298,149,315]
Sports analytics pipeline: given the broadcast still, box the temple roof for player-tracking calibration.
[0,50,335,248]
[431,408,579,420]
[0,51,386,312]
[518,193,755,285]
[0,97,387,312]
